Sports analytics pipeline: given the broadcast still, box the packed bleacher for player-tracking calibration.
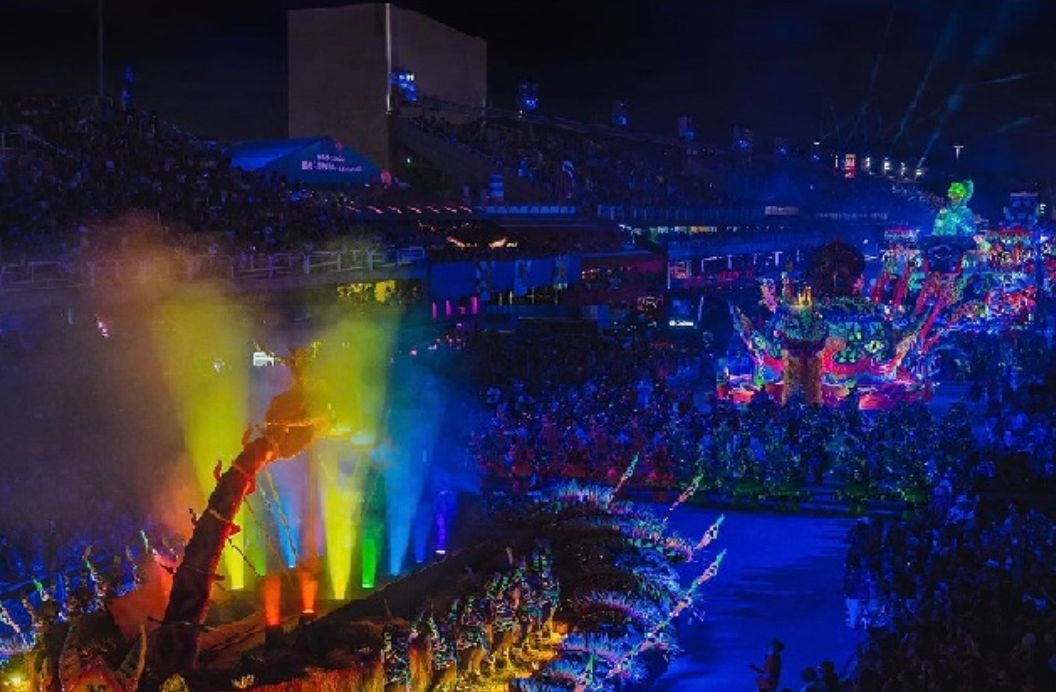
[409,111,935,223]
[412,112,720,207]
[1,97,638,270]
[0,97,440,258]
[1,95,938,274]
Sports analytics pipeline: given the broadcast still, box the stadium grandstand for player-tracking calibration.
[0,1,957,315]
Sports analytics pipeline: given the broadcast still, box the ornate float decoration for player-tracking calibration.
[720,181,1043,409]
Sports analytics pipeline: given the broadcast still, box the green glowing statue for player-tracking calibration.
[931,180,975,237]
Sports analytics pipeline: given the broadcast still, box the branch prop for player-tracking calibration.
[691,514,725,557]
[663,470,706,523]
[607,454,640,508]
[604,549,726,682]
[150,438,277,673]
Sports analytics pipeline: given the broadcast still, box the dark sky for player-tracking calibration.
[2,0,1054,181]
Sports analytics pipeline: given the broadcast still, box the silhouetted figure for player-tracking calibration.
[751,639,784,691]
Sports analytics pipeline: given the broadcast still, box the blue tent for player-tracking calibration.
[230,136,380,186]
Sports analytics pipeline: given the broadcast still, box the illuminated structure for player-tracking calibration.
[723,240,928,410]
[721,180,1042,409]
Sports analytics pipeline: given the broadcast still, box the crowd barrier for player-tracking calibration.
[597,204,768,224]
[0,247,428,292]
[482,204,577,216]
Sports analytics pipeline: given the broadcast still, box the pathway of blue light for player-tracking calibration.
[656,507,861,691]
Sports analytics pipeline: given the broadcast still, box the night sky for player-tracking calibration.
[2,0,1054,181]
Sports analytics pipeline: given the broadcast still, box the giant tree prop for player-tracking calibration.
[149,346,331,677]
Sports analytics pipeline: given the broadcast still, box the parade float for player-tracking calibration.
[719,180,1043,409]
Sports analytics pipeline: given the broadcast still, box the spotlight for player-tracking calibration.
[252,350,276,367]
[731,124,753,152]
[388,69,418,105]
[678,116,695,142]
[518,80,539,114]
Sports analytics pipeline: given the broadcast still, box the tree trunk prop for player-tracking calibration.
[782,345,824,406]
[148,348,327,680]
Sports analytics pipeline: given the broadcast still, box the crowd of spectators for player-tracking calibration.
[2,97,934,269]
[466,324,1056,503]
[413,113,727,208]
[452,315,1056,691]
[410,112,933,224]
[2,98,642,268]
[0,97,429,259]
[845,502,1055,690]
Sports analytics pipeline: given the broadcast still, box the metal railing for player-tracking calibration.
[0,247,428,292]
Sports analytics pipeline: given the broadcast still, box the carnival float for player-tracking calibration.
[719,180,1045,409]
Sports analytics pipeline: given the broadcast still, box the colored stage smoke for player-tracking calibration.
[434,490,455,555]
[361,534,378,589]
[382,354,450,576]
[382,442,427,575]
[299,567,318,614]
[152,287,258,588]
[317,440,368,599]
[308,314,395,597]
[263,574,282,627]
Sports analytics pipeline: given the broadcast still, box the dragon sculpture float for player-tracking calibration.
[720,180,1041,409]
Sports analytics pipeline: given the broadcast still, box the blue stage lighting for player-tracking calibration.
[518,81,539,114]
[389,69,418,104]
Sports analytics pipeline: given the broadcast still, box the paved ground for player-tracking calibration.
[654,508,861,691]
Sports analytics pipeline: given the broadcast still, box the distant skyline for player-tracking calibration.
[2,0,1054,184]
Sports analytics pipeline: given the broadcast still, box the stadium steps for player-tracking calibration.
[392,117,550,202]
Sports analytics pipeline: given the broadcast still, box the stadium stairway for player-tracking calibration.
[392,116,550,202]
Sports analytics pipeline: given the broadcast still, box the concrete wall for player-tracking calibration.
[288,3,487,171]
[389,4,487,119]
[288,4,390,169]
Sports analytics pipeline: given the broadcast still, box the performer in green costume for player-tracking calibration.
[932,180,975,237]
